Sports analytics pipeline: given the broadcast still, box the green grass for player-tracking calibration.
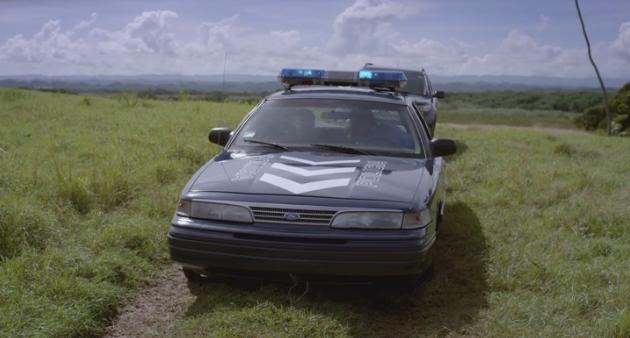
[0,88,248,337]
[170,125,629,337]
[439,100,579,129]
[1,88,629,337]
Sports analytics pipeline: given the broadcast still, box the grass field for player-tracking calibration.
[1,89,629,337]
[0,89,246,336]
[439,100,580,129]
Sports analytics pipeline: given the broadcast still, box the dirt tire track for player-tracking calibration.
[105,264,194,338]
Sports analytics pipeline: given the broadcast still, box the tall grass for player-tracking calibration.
[439,102,579,129]
[0,89,248,336]
[172,125,630,337]
[1,89,628,337]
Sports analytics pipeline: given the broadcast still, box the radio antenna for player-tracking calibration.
[222,51,227,93]
[220,51,227,125]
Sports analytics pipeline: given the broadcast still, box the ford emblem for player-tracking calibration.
[284,212,300,221]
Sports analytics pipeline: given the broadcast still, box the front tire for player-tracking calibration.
[182,267,203,282]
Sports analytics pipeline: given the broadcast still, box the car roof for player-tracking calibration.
[267,86,408,105]
[362,65,427,95]
[362,65,424,75]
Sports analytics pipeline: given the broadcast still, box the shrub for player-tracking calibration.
[574,105,606,130]
[80,96,92,106]
[179,88,189,102]
[576,81,630,133]
[90,167,134,212]
[554,143,576,157]
[0,196,52,260]
[56,176,93,214]
[1,89,25,102]
[118,93,139,108]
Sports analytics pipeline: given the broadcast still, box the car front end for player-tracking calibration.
[168,151,437,278]
[168,67,455,282]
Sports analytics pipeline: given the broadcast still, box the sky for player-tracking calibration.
[0,0,629,78]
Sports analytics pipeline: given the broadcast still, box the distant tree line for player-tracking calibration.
[442,91,605,113]
[135,88,266,104]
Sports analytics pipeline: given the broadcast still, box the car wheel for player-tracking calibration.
[182,268,206,295]
[420,262,435,282]
[183,267,232,284]
[182,267,203,282]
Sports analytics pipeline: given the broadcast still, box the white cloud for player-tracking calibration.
[71,13,98,34]
[0,20,78,62]
[92,10,179,56]
[501,30,563,62]
[0,1,628,78]
[612,21,630,62]
[0,10,179,69]
[329,0,411,54]
[198,14,239,52]
[536,14,550,31]
[459,30,588,76]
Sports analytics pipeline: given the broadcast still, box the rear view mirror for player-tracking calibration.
[433,91,445,99]
[430,138,457,157]
[208,127,232,146]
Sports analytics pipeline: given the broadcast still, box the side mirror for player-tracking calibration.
[208,127,232,146]
[433,90,445,99]
[430,138,457,157]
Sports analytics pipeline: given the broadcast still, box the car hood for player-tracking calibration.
[190,151,427,203]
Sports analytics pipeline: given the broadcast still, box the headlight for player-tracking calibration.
[177,200,253,224]
[331,211,403,229]
[176,199,192,217]
[402,209,432,229]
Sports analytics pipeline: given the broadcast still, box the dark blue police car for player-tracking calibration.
[168,68,457,285]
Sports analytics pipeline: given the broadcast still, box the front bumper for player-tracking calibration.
[168,215,435,277]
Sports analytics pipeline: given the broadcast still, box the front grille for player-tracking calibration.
[250,206,337,226]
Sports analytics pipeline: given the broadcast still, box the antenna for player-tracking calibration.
[221,51,227,93]
[220,51,227,125]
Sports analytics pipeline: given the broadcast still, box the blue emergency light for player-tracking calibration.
[278,68,325,86]
[278,68,407,91]
[357,70,407,89]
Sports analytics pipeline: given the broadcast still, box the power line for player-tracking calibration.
[575,0,612,135]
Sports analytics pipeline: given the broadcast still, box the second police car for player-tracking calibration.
[168,67,457,286]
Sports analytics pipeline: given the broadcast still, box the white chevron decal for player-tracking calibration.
[260,173,351,194]
[271,163,356,176]
[280,155,360,166]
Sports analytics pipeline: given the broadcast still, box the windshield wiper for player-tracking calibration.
[243,138,289,151]
[309,143,371,155]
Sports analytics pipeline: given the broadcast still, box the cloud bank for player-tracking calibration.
[0,0,628,77]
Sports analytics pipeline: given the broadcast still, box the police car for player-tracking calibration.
[168,68,457,285]
[362,64,444,135]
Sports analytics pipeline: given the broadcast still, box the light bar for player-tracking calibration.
[323,70,356,86]
[277,68,408,91]
[278,68,325,86]
[357,70,407,89]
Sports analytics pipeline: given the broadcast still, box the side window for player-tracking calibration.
[416,74,427,96]
[425,75,433,95]
[412,105,432,138]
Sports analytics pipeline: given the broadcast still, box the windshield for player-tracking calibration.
[230,98,424,157]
